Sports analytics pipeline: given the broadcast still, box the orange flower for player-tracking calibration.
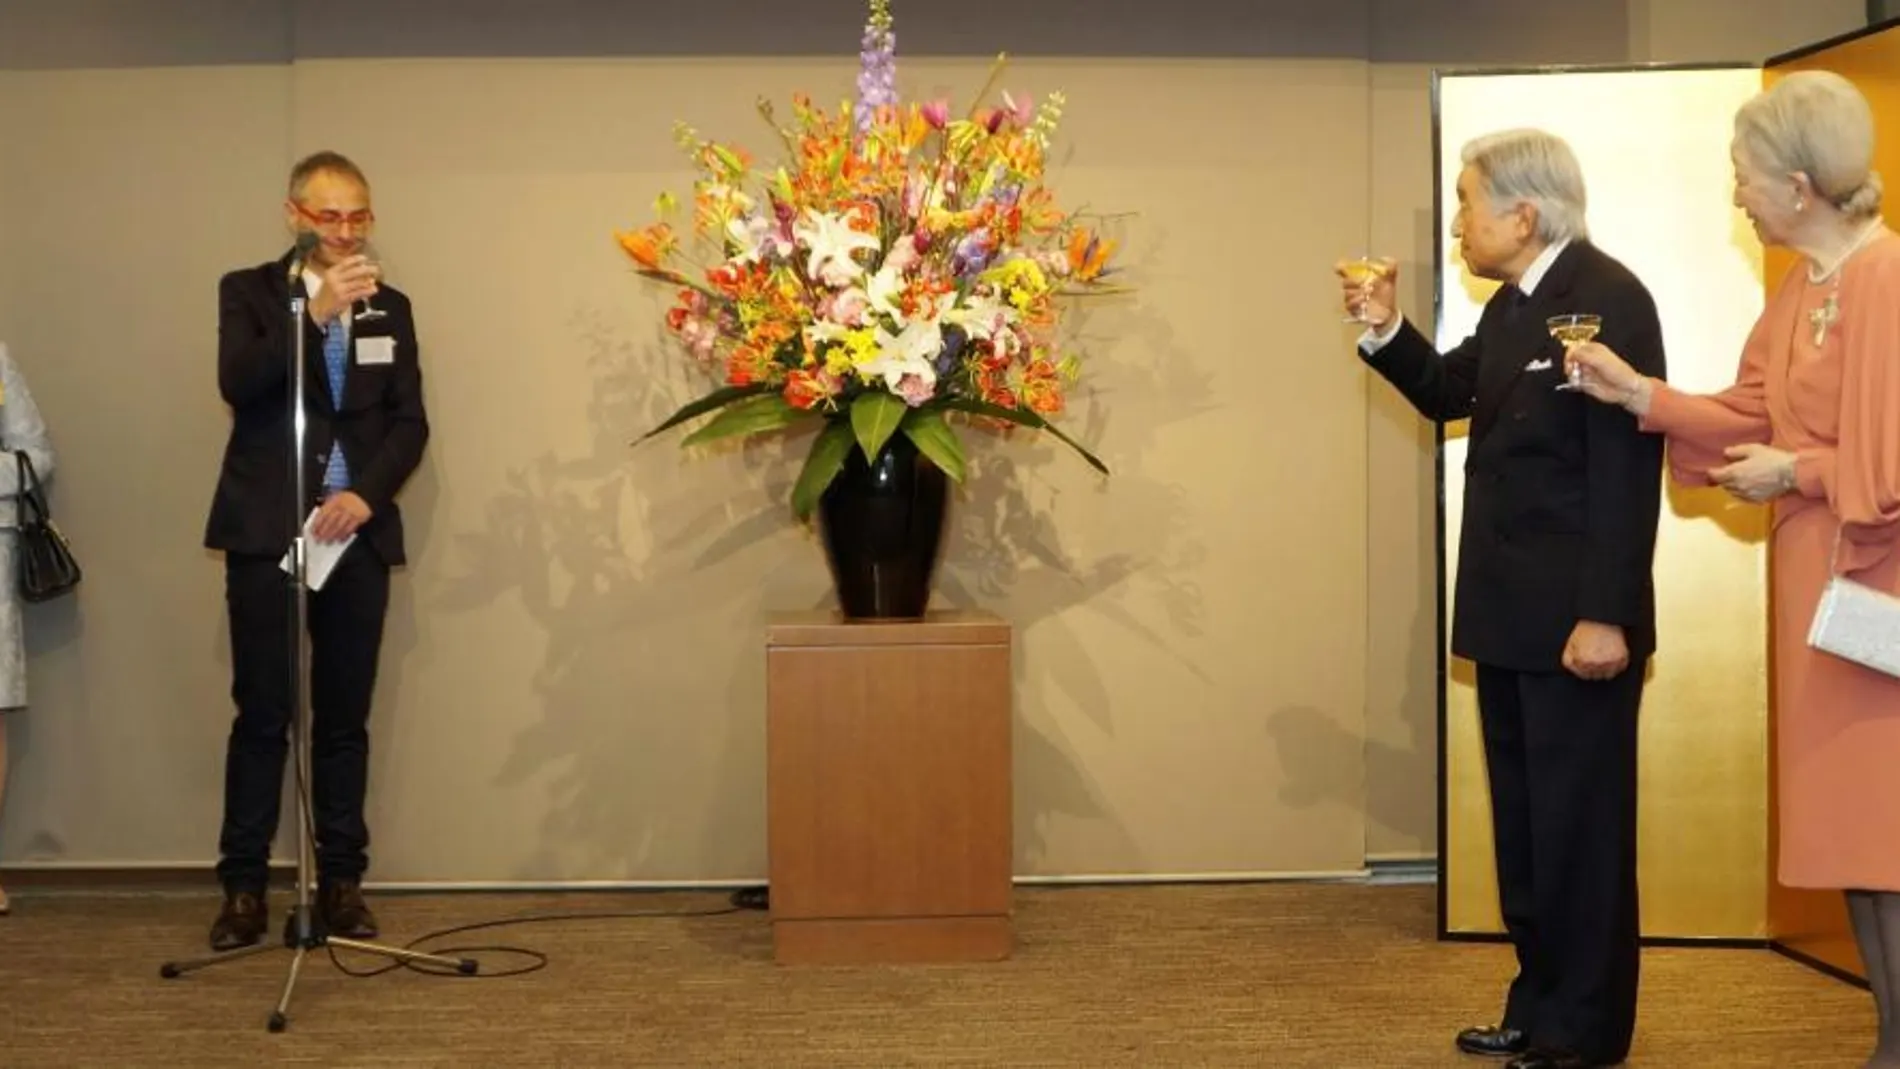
[841,199,880,233]
[1019,189,1065,234]
[783,369,840,410]
[1017,359,1065,415]
[615,223,675,270]
[975,365,1017,408]
[706,263,748,294]
[999,137,1043,175]
[1065,228,1115,282]
[725,347,775,387]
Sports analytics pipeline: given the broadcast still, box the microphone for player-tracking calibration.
[287,229,321,281]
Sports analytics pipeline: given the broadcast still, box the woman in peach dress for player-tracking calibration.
[1569,70,1900,1068]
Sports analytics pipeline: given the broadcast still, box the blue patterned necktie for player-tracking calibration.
[321,318,351,493]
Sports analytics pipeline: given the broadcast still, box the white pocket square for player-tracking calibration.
[1525,358,1553,371]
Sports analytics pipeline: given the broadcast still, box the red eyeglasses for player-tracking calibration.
[293,203,375,229]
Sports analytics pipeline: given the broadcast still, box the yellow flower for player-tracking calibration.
[981,257,1049,311]
[836,327,880,374]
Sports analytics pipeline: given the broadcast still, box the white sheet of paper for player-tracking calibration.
[279,509,356,591]
[355,336,395,365]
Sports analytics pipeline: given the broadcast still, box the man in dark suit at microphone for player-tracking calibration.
[203,151,428,950]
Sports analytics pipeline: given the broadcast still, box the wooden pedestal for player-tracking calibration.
[765,610,1014,965]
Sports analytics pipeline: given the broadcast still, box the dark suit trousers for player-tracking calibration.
[216,545,389,892]
[1477,662,1643,1063]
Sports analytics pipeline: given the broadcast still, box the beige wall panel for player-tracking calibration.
[0,66,292,864]
[1364,63,1443,860]
[1630,0,1870,63]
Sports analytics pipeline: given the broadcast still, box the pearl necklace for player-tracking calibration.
[1806,218,1887,284]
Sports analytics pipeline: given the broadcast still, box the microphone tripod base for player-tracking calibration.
[158,903,479,1032]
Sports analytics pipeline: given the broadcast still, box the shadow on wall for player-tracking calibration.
[933,253,1218,872]
[423,303,792,882]
[424,223,1219,881]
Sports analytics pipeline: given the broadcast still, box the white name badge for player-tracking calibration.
[355,336,396,366]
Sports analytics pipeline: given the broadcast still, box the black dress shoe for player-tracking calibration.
[320,879,379,939]
[1507,1050,1614,1069]
[1457,1025,1530,1057]
[209,890,268,951]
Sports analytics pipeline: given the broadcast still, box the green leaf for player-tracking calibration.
[679,394,802,447]
[939,397,1111,476]
[849,391,907,464]
[792,419,856,521]
[900,409,968,483]
[633,383,780,444]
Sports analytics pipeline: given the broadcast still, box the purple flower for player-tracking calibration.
[952,230,996,277]
[854,0,897,133]
[936,325,969,376]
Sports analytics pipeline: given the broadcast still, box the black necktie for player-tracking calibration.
[1501,284,1528,323]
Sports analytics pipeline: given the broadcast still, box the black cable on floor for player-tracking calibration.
[279,678,776,982]
[324,886,773,980]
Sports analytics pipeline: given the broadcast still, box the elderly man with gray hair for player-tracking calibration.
[1338,127,1668,1069]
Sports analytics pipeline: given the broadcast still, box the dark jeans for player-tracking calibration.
[216,546,389,893]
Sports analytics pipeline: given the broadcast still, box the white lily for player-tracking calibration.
[866,261,907,322]
[941,291,1015,340]
[862,314,943,391]
[726,215,769,263]
[794,208,879,287]
[806,321,851,345]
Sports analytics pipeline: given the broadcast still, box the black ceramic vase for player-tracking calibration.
[816,429,949,621]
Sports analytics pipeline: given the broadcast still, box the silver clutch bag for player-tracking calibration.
[1807,529,1900,680]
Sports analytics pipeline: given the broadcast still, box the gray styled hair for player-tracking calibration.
[1461,128,1590,244]
[1734,69,1883,220]
[288,150,370,201]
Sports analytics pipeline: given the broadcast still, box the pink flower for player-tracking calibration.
[680,319,718,362]
[1000,91,1034,126]
[903,175,927,221]
[895,373,935,407]
[824,287,872,326]
[990,327,1022,362]
[885,233,923,273]
[921,99,950,129]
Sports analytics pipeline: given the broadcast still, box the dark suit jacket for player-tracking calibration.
[1363,240,1666,672]
[204,249,429,566]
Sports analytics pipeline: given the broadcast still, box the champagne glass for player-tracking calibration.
[1339,256,1388,324]
[354,239,387,323]
[1546,313,1600,391]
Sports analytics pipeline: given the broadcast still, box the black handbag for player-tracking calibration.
[14,450,79,602]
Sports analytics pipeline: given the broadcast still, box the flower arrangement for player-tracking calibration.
[618,0,1122,520]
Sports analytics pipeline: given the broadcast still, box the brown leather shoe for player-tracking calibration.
[321,879,379,939]
[209,890,268,951]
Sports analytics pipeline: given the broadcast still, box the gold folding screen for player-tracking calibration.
[1433,64,1773,941]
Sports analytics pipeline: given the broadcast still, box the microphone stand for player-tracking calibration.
[160,247,476,1031]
